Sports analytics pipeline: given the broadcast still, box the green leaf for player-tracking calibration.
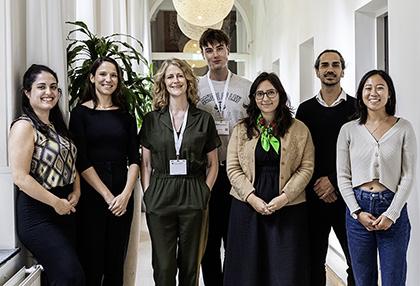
[66,21,153,127]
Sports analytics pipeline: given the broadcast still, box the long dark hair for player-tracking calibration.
[355,70,396,124]
[80,57,127,110]
[243,72,293,139]
[21,64,69,137]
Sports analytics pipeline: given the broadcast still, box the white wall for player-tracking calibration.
[250,0,366,108]
[388,1,420,283]
[250,0,420,284]
[0,0,77,249]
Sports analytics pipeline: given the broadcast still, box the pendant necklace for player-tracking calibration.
[366,116,388,136]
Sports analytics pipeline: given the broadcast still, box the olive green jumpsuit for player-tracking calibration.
[139,106,221,286]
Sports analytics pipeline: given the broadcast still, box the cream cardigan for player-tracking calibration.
[226,119,315,206]
[337,118,417,222]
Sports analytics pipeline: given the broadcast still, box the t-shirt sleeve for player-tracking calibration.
[69,106,93,172]
[127,114,140,166]
[204,114,221,153]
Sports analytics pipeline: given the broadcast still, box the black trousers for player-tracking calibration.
[201,166,231,286]
[16,186,85,286]
[307,193,355,286]
[77,162,133,286]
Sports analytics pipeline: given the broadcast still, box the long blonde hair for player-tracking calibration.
[153,58,199,110]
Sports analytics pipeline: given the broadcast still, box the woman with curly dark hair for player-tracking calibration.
[224,72,314,286]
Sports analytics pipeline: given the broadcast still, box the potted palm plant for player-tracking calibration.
[66,21,153,126]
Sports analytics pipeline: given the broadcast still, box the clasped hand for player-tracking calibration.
[247,193,288,215]
[314,176,337,203]
[358,212,393,231]
[108,192,130,216]
[54,198,76,215]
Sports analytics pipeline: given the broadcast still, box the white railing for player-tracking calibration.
[3,265,42,286]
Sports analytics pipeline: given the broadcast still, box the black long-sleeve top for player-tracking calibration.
[69,105,140,172]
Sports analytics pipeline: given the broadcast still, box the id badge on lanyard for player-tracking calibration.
[207,70,231,135]
[169,159,187,175]
[215,120,229,135]
[169,107,189,175]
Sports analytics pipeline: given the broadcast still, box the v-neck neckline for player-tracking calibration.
[363,117,400,143]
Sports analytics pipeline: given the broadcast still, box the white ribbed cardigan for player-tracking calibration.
[337,118,417,222]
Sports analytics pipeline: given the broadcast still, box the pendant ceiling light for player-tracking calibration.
[177,15,223,41]
[173,0,234,27]
[183,39,207,68]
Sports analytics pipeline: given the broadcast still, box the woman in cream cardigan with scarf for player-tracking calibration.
[223,72,314,286]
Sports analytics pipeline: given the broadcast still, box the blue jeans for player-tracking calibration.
[346,188,410,286]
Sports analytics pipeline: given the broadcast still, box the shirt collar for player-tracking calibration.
[316,89,347,107]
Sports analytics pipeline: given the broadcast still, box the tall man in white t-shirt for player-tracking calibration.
[197,28,251,286]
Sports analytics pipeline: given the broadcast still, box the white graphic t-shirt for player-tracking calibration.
[198,72,252,161]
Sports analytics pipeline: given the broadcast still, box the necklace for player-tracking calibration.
[366,116,389,135]
[97,103,114,110]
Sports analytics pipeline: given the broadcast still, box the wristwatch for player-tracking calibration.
[351,209,362,220]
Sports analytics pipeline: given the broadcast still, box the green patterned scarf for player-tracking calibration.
[256,114,280,154]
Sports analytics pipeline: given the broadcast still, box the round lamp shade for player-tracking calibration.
[173,0,234,27]
[183,39,207,68]
[177,15,223,41]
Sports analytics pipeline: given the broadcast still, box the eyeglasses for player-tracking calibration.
[255,89,278,100]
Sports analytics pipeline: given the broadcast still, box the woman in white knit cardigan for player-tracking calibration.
[337,69,417,286]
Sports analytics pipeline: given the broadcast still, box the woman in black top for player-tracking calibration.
[69,57,140,286]
[139,58,221,286]
[9,64,85,285]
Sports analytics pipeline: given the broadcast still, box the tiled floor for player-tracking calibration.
[137,213,345,286]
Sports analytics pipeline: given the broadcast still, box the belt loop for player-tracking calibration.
[354,187,361,201]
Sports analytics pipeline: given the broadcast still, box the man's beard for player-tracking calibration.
[322,80,339,87]
[321,74,340,86]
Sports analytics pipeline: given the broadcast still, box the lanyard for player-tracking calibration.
[169,106,189,158]
[206,70,231,117]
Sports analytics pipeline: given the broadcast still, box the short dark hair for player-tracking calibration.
[314,49,346,70]
[355,69,396,124]
[243,72,293,139]
[199,28,231,50]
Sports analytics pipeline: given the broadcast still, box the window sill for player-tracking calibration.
[0,248,20,267]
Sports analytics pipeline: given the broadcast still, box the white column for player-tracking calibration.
[0,0,29,249]
[128,0,152,73]
[75,0,97,34]
[0,0,16,249]
[26,0,70,119]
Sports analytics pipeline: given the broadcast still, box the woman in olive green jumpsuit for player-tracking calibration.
[139,58,221,286]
